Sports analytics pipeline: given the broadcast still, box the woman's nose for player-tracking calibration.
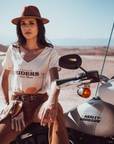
[24,23,30,29]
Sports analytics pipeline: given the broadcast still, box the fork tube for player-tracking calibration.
[95,21,114,96]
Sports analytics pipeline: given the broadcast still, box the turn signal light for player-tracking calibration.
[77,87,91,98]
[82,87,91,98]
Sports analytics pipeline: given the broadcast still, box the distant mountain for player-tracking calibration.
[0,44,8,52]
[1,43,114,56]
[1,33,114,46]
[50,38,114,46]
[56,46,114,56]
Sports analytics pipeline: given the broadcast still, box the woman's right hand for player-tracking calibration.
[40,96,58,127]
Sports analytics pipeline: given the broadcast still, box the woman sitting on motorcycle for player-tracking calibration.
[0,5,69,144]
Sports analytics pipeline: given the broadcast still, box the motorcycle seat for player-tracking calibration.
[20,122,48,135]
[12,122,48,141]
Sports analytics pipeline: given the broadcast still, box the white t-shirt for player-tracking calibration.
[2,45,59,94]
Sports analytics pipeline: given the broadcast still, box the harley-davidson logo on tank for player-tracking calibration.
[80,115,101,123]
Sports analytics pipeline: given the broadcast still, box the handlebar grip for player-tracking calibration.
[56,77,77,86]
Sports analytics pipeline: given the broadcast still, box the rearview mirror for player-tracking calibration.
[59,54,82,69]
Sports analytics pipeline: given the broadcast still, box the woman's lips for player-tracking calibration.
[25,32,31,34]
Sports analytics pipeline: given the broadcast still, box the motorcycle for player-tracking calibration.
[10,53,114,144]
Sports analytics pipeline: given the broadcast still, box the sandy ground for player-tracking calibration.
[0,53,114,112]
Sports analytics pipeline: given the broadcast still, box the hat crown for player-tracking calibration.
[20,6,41,18]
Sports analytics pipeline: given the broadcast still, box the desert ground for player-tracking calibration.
[0,47,114,112]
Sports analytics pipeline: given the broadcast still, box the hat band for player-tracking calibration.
[21,15,41,18]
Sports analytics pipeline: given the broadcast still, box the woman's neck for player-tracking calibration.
[24,38,39,50]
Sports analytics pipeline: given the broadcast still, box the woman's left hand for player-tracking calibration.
[40,97,58,127]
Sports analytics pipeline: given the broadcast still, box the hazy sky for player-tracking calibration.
[1,0,114,45]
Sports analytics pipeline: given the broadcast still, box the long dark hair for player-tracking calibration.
[13,19,53,48]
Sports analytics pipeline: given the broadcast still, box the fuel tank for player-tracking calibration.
[99,79,114,105]
[64,98,114,137]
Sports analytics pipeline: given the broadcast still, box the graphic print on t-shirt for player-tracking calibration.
[16,69,45,94]
[16,69,39,79]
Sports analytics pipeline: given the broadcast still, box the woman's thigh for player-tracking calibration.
[32,101,47,123]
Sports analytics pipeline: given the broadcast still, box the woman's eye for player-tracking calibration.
[20,22,35,26]
[30,22,34,25]
[21,23,25,25]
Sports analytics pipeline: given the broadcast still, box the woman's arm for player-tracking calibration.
[49,67,60,101]
[1,68,11,104]
[40,67,60,126]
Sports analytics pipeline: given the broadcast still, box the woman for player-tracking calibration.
[0,5,69,144]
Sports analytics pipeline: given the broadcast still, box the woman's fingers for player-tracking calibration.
[41,109,50,126]
[48,112,58,127]
[40,108,45,126]
[41,110,57,126]
[51,112,57,122]
[40,99,58,127]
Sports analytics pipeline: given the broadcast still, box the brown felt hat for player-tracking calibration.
[11,5,49,25]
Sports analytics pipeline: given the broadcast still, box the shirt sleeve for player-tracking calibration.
[2,45,14,70]
[49,48,59,69]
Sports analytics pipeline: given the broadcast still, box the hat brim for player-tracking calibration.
[11,16,49,25]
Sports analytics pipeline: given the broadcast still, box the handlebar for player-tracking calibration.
[56,77,78,86]
[99,75,109,82]
[56,71,109,89]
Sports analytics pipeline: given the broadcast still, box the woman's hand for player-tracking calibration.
[40,97,58,127]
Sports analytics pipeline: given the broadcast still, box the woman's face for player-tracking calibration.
[20,18,38,40]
